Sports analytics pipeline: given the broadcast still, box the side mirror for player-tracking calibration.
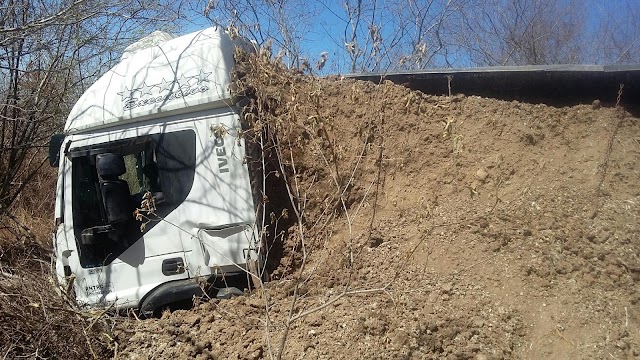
[49,134,65,167]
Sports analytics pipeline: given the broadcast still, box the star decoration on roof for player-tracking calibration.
[117,69,213,106]
[117,86,134,99]
[158,78,175,93]
[138,82,156,96]
[177,74,192,89]
[196,69,212,85]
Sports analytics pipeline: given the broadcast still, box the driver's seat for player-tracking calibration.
[96,153,134,224]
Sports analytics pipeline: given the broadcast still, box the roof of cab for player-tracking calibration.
[65,27,247,134]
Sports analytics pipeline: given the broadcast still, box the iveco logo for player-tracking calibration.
[214,137,229,173]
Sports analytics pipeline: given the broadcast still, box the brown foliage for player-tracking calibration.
[0,134,110,360]
[0,237,115,359]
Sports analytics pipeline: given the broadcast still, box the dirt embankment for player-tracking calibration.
[118,56,640,360]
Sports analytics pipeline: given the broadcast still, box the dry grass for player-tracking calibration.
[0,162,115,359]
[8,166,57,243]
[0,256,115,359]
[231,49,398,359]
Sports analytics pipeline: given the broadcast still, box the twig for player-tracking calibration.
[625,307,628,328]
[290,287,388,322]
[82,327,98,359]
[112,341,118,360]
[273,133,308,360]
[261,286,274,360]
[367,121,385,246]
[592,83,625,219]
[85,302,116,331]
[555,328,576,348]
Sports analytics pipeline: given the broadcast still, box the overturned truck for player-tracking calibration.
[49,28,264,314]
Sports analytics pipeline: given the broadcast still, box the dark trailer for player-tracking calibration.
[350,64,640,110]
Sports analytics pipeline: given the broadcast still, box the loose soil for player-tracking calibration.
[116,61,640,359]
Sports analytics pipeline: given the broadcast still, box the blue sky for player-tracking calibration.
[177,0,638,72]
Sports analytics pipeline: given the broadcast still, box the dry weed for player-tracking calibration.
[0,163,114,359]
[0,239,115,359]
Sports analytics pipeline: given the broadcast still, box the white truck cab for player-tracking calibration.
[49,28,262,314]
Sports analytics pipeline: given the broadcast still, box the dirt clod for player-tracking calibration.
[475,168,489,182]
[592,99,601,109]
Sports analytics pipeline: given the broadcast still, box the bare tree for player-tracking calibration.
[0,0,184,231]
[392,0,469,69]
[457,0,587,66]
[199,0,636,73]
[202,0,320,68]
[588,0,640,64]
[326,0,468,73]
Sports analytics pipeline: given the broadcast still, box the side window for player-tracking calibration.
[152,131,196,205]
[70,129,196,268]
